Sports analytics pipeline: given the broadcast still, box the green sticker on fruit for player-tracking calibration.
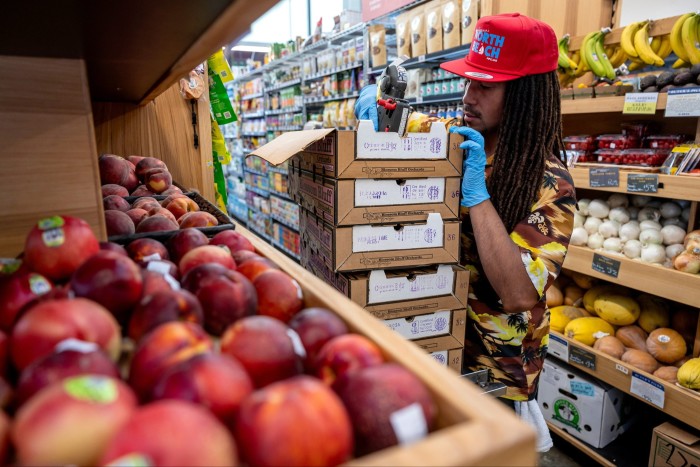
[41,228,65,247]
[29,274,51,295]
[64,375,118,404]
[105,453,153,467]
[37,216,65,230]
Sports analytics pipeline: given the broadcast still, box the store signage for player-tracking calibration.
[569,346,596,371]
[362,0,414,22]
[592,253,621,278]
[630,372,665,409]
[588,167,619,187]
[623,92,658,115]
[627,174,659,193]
[548,333,569,361]
[665,87,700,118]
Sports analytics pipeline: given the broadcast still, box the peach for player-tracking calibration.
[123,168,140,193]
[98,154,130,186]
[181,264,256,336]
[127,155,145,166]
[161,185,184,196]
[143,259,180,279]
[135,156,168,180]
[220,315,301,388]
[160,192,189,208]
[237,257,279,282]
[136,215,179,233]
[179,245,236,277]
[103,194,131,212]
[144,168,173,194]
[126,237,170,263]
[337,363,437,456]
[232,249,263,265]
[147,206,178,224]
[10,298,121,371]
[0,330,7,378]
[142,269,176,296]
[100,400,238,467]
[235,376,353,467]
[12,375,137,466]
[131,196,160,210]
[71,250,143,325]
[289,307,349,373]
[315,334,384,391]
[23,215,100,282]
[105,210,136,236]
[125,208,148,227]
[210,230,255,253]
[0,410,9,464]
[128,321,213,401]
[0,271,53,332]
[167,228,209,263]
[130,184,156,197]
[128,289,203,341]
[101,184,129,197]
[99,241,128,256]
[254,269,304,323]
[178,211,219,228]
[16,346,120,406]
[151,353,253,425]
[167,196,199,220]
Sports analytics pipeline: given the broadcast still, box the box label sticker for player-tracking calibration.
[570,381,595,397]
[430,350,448,366]
[356,120,448,159]
[383,310,452,340]
[615,363,629,375]
[389,402,428,445]
[627,173,659,193]
[589,167,620,187]
[352,213,444,252]
[355,178,446,206]
[569,346,596,371]
[548,333,569,361]
[630,372,665,408]
[367,265,454,304]
[551,399,581,431]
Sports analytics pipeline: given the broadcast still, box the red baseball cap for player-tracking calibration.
[440,13,558,82]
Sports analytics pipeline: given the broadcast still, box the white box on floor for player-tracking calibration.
[538,358,635,448]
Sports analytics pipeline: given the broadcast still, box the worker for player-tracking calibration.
[355,13,577,452]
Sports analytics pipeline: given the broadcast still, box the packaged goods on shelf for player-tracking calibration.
[461,0,478,45]
[596,134,640,150]
[271,195,300,230]
[594,148,670,167]
[644,135,688,150]
[563,135,596,151]
[538,359,636,449]
[272,221,301,259]
[396,10,412,58]
[443,0,461,49]
[409,5,427,58]
[368,24,387,67]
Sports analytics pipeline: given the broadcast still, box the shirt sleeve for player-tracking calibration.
[508,181,576,299]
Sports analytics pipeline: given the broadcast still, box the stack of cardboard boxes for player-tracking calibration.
[251,121,469,372]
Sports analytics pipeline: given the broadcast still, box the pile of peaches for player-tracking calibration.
[0,215,437,466]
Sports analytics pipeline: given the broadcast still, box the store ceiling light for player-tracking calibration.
[230,45,270,53]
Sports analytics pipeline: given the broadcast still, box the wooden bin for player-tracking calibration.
[235,223,537,466]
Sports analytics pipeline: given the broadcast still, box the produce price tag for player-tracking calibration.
[630,372,665,408]
[389,402,428,445]
[665,87,700,118]
[622,92,658,114]
[548,333,569,361]
[568,345,596,371]
[592,253,621,278]
[627,174,659,193]
[615,363,629,375]
[589,167,619,187]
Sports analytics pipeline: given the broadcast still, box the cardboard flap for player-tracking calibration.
[659,422,700,447]
[249,128,335,165]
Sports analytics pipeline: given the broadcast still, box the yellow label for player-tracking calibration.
[64,375,118,403]
[207,49,234,83]
[37,215,65,230]
[622,92,658,115]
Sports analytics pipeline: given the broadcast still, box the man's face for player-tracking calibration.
[461,79,506,135]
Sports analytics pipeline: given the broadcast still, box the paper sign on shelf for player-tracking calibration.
[665,87,700,118]
[623,92,658,115]
[352,213,444,252]
[630,372,665,409]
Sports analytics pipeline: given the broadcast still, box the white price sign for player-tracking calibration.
[547,333,569,361]
[665,87,700,117]
[630,372,665,409]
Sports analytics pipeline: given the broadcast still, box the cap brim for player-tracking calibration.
[440,58,522,83]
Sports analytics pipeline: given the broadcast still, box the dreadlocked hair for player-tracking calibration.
[487,70,564,233]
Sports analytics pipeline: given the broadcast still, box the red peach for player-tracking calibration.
[123,169,140,193]
[210,230,255,253]
[160,192,188,208]
[131,196,159,210]
[103,194,131,212]
[142,259,179,279]
[128,289,203,342]
[161,185,184,196]
[232,249,263,265]
[167,228,210,264]
[178,211,219,228]
[101,184,129,197]
[237,257,279,282]
[167,197,200,220]
[128,155,145,166]
[0,377,11,410]
[0,330,7,378]
[141,270,177,296]
[0,410,9,464]
[254,269,304,323]
[130,184,156,197]
[99,241,128,256]
[144,168,173,194]
[147,207,178,224]
[125,208,148,227]
[135,156,168,181]
[315,334,384,391]
[0,271,53,333]
[105,210,136,236]
[136,215,179,233]
[98,154,130,186]
[289,307,349,373]
[220,315,302,388]
[126,237,170,263]
[179,245,236,277]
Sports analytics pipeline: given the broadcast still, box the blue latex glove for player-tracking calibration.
[354,84,379,131]
[450,126,490,208]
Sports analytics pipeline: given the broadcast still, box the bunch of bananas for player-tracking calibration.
[580,28,616,80]
[557,34,579,87]
[669,13,700,68]
[620,20,672,71]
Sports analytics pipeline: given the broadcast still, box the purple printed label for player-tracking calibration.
[430,138,442,154]
[424,228,436,244]
[436,275,448,289]
[435,317,448,332]
[432,353,447,365]
[427,185,439,200]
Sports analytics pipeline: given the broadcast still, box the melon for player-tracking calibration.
[564,317,615,346]
[594,294,640,326]
[550,306,588,333]
[677,358,700,390]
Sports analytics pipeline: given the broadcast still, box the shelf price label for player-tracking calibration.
[627,173,659,193]
[548,333,569,361]
[592,253,621,278]
[630,372,665,408]
[589,167,619,187]
[665,87,700,118]
[623,92,658,115]
[569,346,596,371]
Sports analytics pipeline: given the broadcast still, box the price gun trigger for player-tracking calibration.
[377,56,413,135]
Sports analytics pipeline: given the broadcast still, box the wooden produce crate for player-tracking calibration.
[235,223,537,466]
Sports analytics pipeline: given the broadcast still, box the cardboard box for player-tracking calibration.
[649,422,700,467]
[538,358,635,449]
[288,168,461,225]
[413,308,466,353]
[300,209,460,272]
[430,348,463,373]
[252,121,463,179]
[384,308,466,342]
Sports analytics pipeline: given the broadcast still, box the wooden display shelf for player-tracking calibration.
[569,166,700,202]
[563,245,700,308]
[547,423,615,467]
[550,331,700,432]
[234,223,537,466]
[561,94,669,115]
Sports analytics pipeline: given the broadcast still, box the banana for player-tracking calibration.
[621,21,646,58]
[571,50,589,78]
[655,34,673,59]
[557,35,578,70]
[578,31,598,72]
[681,13,700,65]
[585,32,609,78]
[594,31,616,79]
[634,22,665,66]
[650,35,662,54]
[670,13,695,63]
[608,46,628,68]
[672,57,690,68]
[628,57,647,72]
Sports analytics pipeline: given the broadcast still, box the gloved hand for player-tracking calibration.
[354,84,379,131]
[449,126,490,208]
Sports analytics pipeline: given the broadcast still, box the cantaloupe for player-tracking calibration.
[564,317,615,346]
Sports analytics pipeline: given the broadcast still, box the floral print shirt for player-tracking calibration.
[460,154,576,401]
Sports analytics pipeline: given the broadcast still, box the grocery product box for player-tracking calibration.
[649,422,700,467]
[413,309,467,353]
[538,358,635,448]
[251,120,463,179]
[430,348,463,373]
[384,308,466,341]
[288,168,460,226]
[300,209,460,272]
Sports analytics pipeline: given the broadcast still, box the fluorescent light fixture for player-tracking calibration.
[230,45,270,53]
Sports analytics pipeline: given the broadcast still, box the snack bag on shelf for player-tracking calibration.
[410,5,427,57]
[346,98,357,127]
[396,11,412,59]
[442,0,461,49]
[338,100,348,128]
[426,1,443,54]
[461,0,478,46]
[369,25,387,67]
